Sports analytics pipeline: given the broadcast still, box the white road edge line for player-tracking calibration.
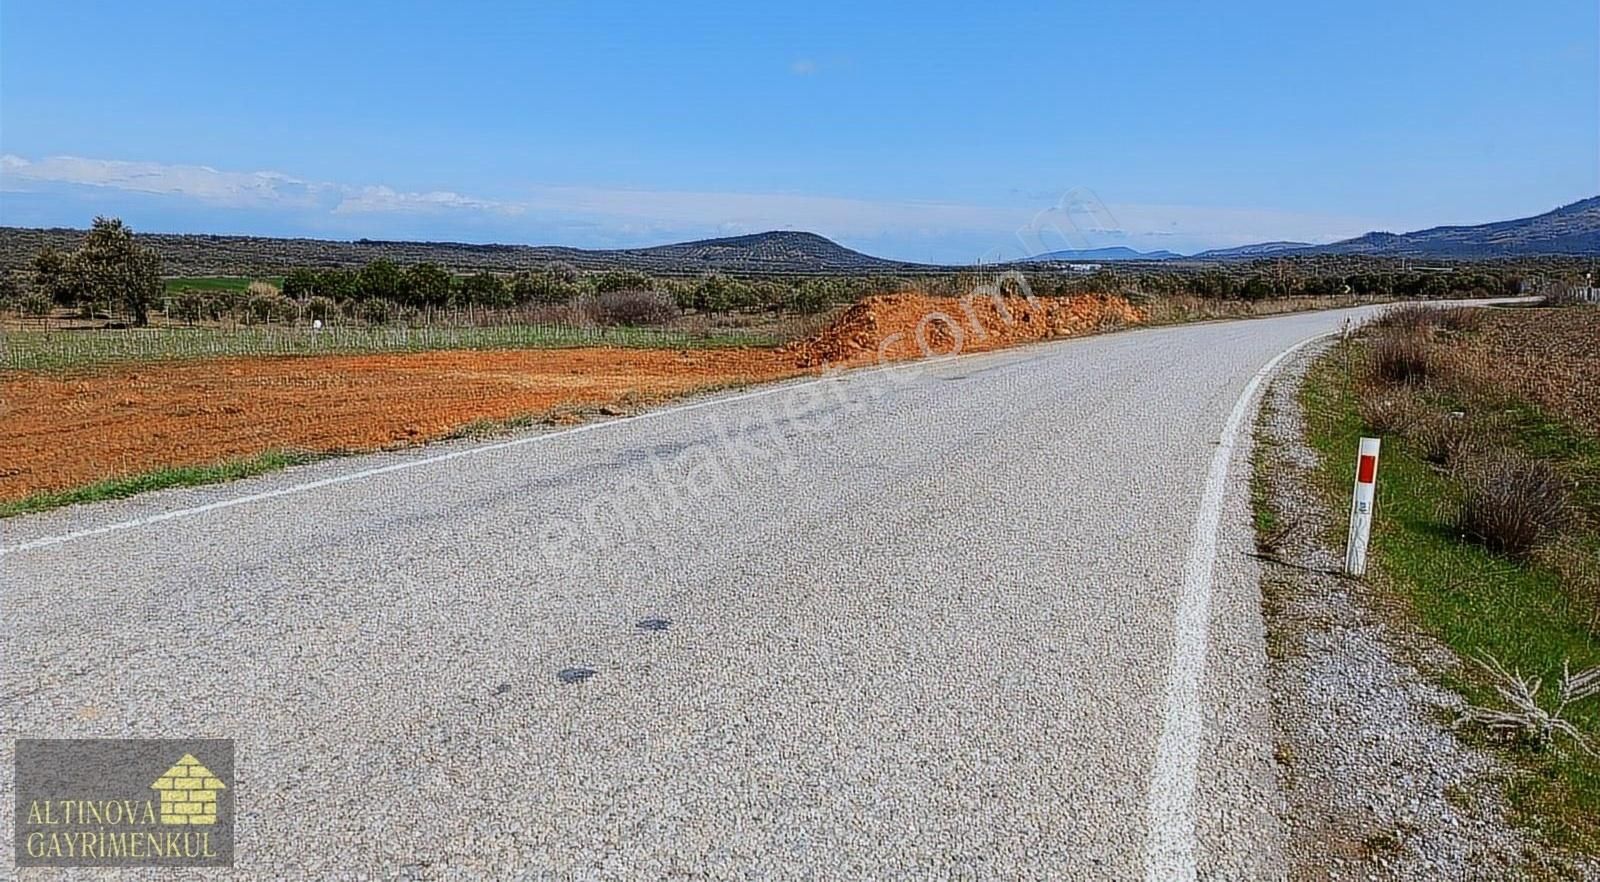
[0,355,964,558]
[1142,331,1331,882]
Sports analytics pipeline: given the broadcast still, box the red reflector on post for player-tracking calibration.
[1358,454,1377,484]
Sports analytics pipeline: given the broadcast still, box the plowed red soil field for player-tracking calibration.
[1,293,1139,501]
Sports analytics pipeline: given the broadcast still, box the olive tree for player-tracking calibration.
[403,262,453,307]
[72,217,163,326]
[32,245,80,308]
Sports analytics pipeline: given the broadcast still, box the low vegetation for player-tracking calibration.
[2,321,777,372]
[5,217,1588,376]
[1302,302,1600,852]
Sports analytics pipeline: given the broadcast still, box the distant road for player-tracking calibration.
[2,305,1425,878]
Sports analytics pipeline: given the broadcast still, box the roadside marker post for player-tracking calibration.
[1345,437,1381,577]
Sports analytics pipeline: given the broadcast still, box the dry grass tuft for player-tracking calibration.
[1368,328,1435,385]
[1373,304,1440,332]
[1372,303,1486,334]
[1454,452,1570,559]
[1356,382,1426,436]
[1433,306,1486,333]
[1412,411,1495,473]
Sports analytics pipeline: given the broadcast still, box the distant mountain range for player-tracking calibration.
[1023,246,1184,262]
[1025,196,1600,262]
[1188,241,1313,259]
[1284,196,1600,258]
[2,197,1595,277]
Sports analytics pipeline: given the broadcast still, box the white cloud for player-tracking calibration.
[1,154,334,207]
[333,185,524,216]
[789,58,818,76]
[0,154,520,217]
[0,152,1389,256]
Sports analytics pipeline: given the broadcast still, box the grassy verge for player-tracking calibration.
[1,323,781,372]
[0,450,324,518]
[1299,310,1600,854]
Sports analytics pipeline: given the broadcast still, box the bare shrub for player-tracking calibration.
[1373,304,1439,333]
[1356,382,1426,435]
[1433,306,1485,333]
[244,291,295,325]
[304,296,338,323]
[18,291,53,318]
[246,280,282,299]
[1457,654,1600,755]
[1412,412,1493,473]
[352,297,395,325]
[1372,303,1484,334]
[1455,452,1570,558]
[1368,328,1435,385]
[591,289,676,326]
[169,290,207,324]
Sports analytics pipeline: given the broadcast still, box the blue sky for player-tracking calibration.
[2,1,1596,261]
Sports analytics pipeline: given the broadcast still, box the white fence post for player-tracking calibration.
[1345,437,1381,577]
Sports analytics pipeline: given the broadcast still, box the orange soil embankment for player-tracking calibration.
[784,293,1143,367]
[1,293,1140,501]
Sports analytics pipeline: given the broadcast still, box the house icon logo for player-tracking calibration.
[150,754,226,825]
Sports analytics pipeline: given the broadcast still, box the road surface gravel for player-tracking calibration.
[2,305,1418,879]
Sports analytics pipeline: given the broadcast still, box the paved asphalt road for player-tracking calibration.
[2,306,1401,879]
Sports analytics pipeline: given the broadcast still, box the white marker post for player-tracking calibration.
[1345,437,1381,577]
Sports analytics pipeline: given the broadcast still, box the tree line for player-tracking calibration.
[5,218,869,326]
[2,216,1566,329]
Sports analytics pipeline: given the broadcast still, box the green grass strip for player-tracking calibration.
[0,450,322,518]
[1300,343,1600,855]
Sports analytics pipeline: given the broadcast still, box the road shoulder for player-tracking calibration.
[1251,342,1584,880]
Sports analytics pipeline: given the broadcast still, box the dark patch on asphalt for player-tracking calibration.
[492,683,512,695]
[636,617,672,632]
[611,439,702,468]
[557,667,597,684]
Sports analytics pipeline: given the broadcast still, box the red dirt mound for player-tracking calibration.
[784,293,1144,368]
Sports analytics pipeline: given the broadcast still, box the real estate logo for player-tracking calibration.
[151,753,227,826]
[13,738,234,867]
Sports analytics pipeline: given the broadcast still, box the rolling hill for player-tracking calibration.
[0,228,930,277]
[1298,196,1600,258]
[613,231,914,272]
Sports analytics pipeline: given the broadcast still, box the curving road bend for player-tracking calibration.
[2,305,1408,879]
